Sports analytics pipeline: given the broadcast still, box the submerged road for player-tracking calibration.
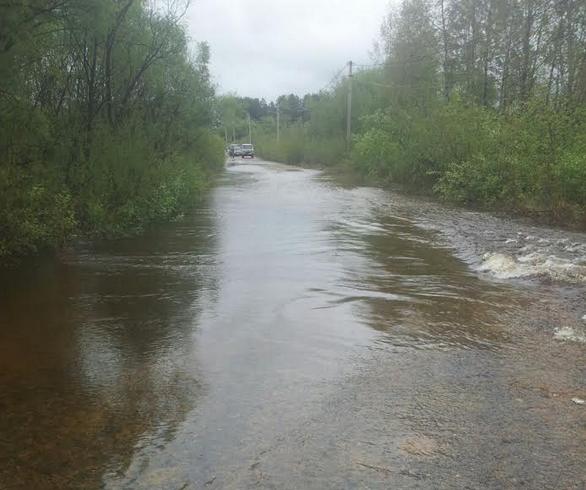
[1,160,585,489]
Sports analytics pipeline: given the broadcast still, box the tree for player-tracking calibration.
[0,0,223,261]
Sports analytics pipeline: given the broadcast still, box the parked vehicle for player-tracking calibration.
[228,144,242,157]
[241,143,255,158]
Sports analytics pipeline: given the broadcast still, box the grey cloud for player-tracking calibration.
[185,0,391,100]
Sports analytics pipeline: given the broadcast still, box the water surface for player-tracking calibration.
[1,161,584,489]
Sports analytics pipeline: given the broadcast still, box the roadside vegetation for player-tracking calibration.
[0,1,224,262]
[226,0,586,226]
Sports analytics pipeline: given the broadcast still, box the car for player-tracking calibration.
[241,143,255,158]
[228,144,242,157]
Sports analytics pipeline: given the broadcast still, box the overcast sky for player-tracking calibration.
[185,0,391,101]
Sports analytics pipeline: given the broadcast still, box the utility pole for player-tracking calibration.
[247,112,252,144]
[346,60,353,150]
[276,105,280,143]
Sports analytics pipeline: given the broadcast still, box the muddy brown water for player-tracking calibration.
[1,161,584,489]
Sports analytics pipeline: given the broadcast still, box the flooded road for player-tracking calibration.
[1,160,585,489]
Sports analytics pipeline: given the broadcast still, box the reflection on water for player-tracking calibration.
[316,185,531,350]
[1,162,583,489]
[338,213,525,349]
[0,210,219,489]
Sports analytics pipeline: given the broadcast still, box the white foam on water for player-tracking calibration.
[478,253,534,279]
[553,326,586,343]
[478,251,586,283]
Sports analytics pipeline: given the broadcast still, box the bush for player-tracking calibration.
[256,125,345,166]
[0,3,224,264]
[350,99,586,221]
[69,125,221,237]
[0,164,76,260]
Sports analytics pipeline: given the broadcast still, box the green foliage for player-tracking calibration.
[255,123,346,166]
[0,1,223,262]
[255,128,301,165]
[556,147,586,207]
[0,164,76,260]
[435,155,511,206]
[352,126,401,181]
[303,135,346,166]
[350,98,586,218]
[432,104,586,214]
[264,0,586,225]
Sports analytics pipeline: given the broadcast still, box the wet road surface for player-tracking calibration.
[1,160,585,489]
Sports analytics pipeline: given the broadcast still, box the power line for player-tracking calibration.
[353,62,386,69]
[318,63,350,93]
[352,71,476,90]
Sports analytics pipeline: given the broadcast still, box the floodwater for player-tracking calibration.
[1,160,584,489]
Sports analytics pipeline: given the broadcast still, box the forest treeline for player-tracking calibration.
[228,0,586,225]
[0,0,224,262]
